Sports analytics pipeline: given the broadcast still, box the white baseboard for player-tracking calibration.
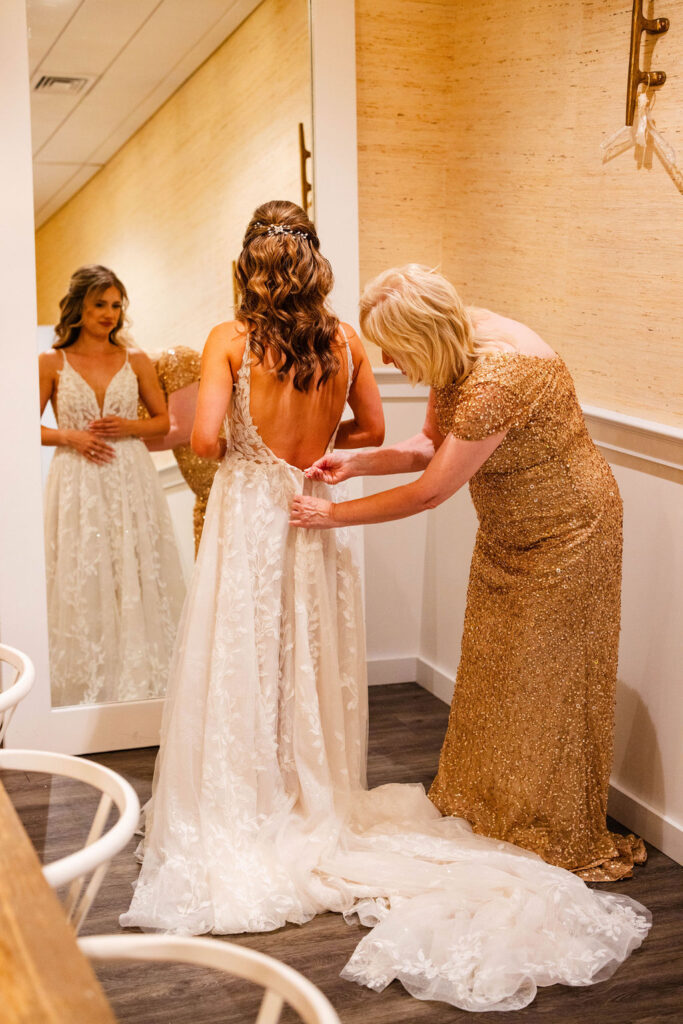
[608,782,683,865]
[415,657,454,704]
[367,656,417,686]
[367,655,682,866]
[368,654,453,700]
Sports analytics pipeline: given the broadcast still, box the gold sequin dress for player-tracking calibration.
[153,347,219,555]
[428,352,646,882]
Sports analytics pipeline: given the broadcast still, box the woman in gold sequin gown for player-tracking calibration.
[144,346,219,555]
[293,264,646,883]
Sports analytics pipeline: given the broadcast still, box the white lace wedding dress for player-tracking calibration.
[44,350,186,706]
[121,341,650,1011]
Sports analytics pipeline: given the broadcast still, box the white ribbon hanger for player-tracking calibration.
[601,90,682,193]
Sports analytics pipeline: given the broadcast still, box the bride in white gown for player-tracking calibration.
[121,202,650,1012]
[40,265,185,706]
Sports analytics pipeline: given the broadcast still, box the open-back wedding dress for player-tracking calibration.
[121,339,650,1012]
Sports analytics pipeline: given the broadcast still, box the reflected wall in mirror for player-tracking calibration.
[30,0,313,710]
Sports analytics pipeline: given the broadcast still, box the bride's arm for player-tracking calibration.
[292,428,506,528]
[306,390,444,484]
[333,326,385,449]
[191,323,235,460]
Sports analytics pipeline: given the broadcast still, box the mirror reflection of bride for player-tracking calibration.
[38,265,185,707]
[121,202,649,1013]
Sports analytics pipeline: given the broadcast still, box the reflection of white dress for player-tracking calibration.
[121,341,650,1012]
[44,350,185,706]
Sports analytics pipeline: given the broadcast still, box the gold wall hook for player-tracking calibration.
[298,122,312,214]
[231,259,240,312]
[626,2,669,125]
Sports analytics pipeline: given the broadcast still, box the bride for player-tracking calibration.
[121,201,650,1012]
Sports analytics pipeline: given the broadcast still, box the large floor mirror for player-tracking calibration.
[3,0,359,753]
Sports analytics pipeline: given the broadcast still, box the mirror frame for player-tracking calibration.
[0,0,359,751]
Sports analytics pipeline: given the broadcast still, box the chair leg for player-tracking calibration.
[255,988,284,1024]
[70,860,110,934]
[64,793,112,918]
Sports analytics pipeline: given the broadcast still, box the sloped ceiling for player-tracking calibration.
[28,0,261,227]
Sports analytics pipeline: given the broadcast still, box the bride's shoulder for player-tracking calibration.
[206,320,246,341]
[204,321,248,353]
[203,321,248,376]
[338,322,365,366]
[39,348,62,371]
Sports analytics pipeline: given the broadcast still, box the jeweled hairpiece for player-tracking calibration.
[252,221,309,241]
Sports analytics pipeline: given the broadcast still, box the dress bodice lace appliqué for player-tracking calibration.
[56,350,139,430]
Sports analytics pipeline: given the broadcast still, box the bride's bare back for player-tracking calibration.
[192,321,384,468]
[247,341,350,469]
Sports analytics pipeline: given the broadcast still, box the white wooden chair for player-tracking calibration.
[0,749,139,933]
[79,934,341,1024]
[0,644,35,744]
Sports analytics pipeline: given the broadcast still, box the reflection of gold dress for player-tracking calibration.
[153,347,219,556]
[428,352,646,882]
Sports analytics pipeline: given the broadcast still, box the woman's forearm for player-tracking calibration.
[41,425,69,447]
[332,478,441,526]
[349,432,436,476]
[128,414,169,439]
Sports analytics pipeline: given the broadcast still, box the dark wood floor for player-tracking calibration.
[4,683,682,1023]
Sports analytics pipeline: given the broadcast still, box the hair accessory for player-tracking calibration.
[252,221,309,241]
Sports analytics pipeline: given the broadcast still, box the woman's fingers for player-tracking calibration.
[290,495,311,526]
[304,467,333,482]
[85,437,116,463]
[89,416,123,436]
[290,495,333,529]
[89,419,113,434]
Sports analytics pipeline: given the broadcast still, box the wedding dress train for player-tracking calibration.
[121,341,650,1011]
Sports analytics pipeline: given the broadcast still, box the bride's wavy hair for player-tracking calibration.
[235,200,340,392]
[53,264,130,349]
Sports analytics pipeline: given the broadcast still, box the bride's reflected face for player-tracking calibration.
[82,288,122,338]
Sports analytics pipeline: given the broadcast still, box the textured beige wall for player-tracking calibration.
[356,0,455,286]
[356,1,683,426]
[35,0,311,353]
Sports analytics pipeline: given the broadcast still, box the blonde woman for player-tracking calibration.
[292,263,646,882]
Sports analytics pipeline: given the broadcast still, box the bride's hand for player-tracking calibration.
[304,450,355,484]
[65,429,116,464]
[88,415,132,437]
[290,495,336,529]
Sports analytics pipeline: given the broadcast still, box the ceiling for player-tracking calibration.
[28,0,262,227]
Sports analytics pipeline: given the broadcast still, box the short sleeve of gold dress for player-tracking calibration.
[429,352,646,881]
[155,347,219,556]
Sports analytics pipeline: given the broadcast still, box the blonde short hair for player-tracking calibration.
[360,265,492,387]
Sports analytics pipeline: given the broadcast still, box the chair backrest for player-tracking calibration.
[0,749,139,933]
[79,934,341,1024]
[0,644,35,743]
